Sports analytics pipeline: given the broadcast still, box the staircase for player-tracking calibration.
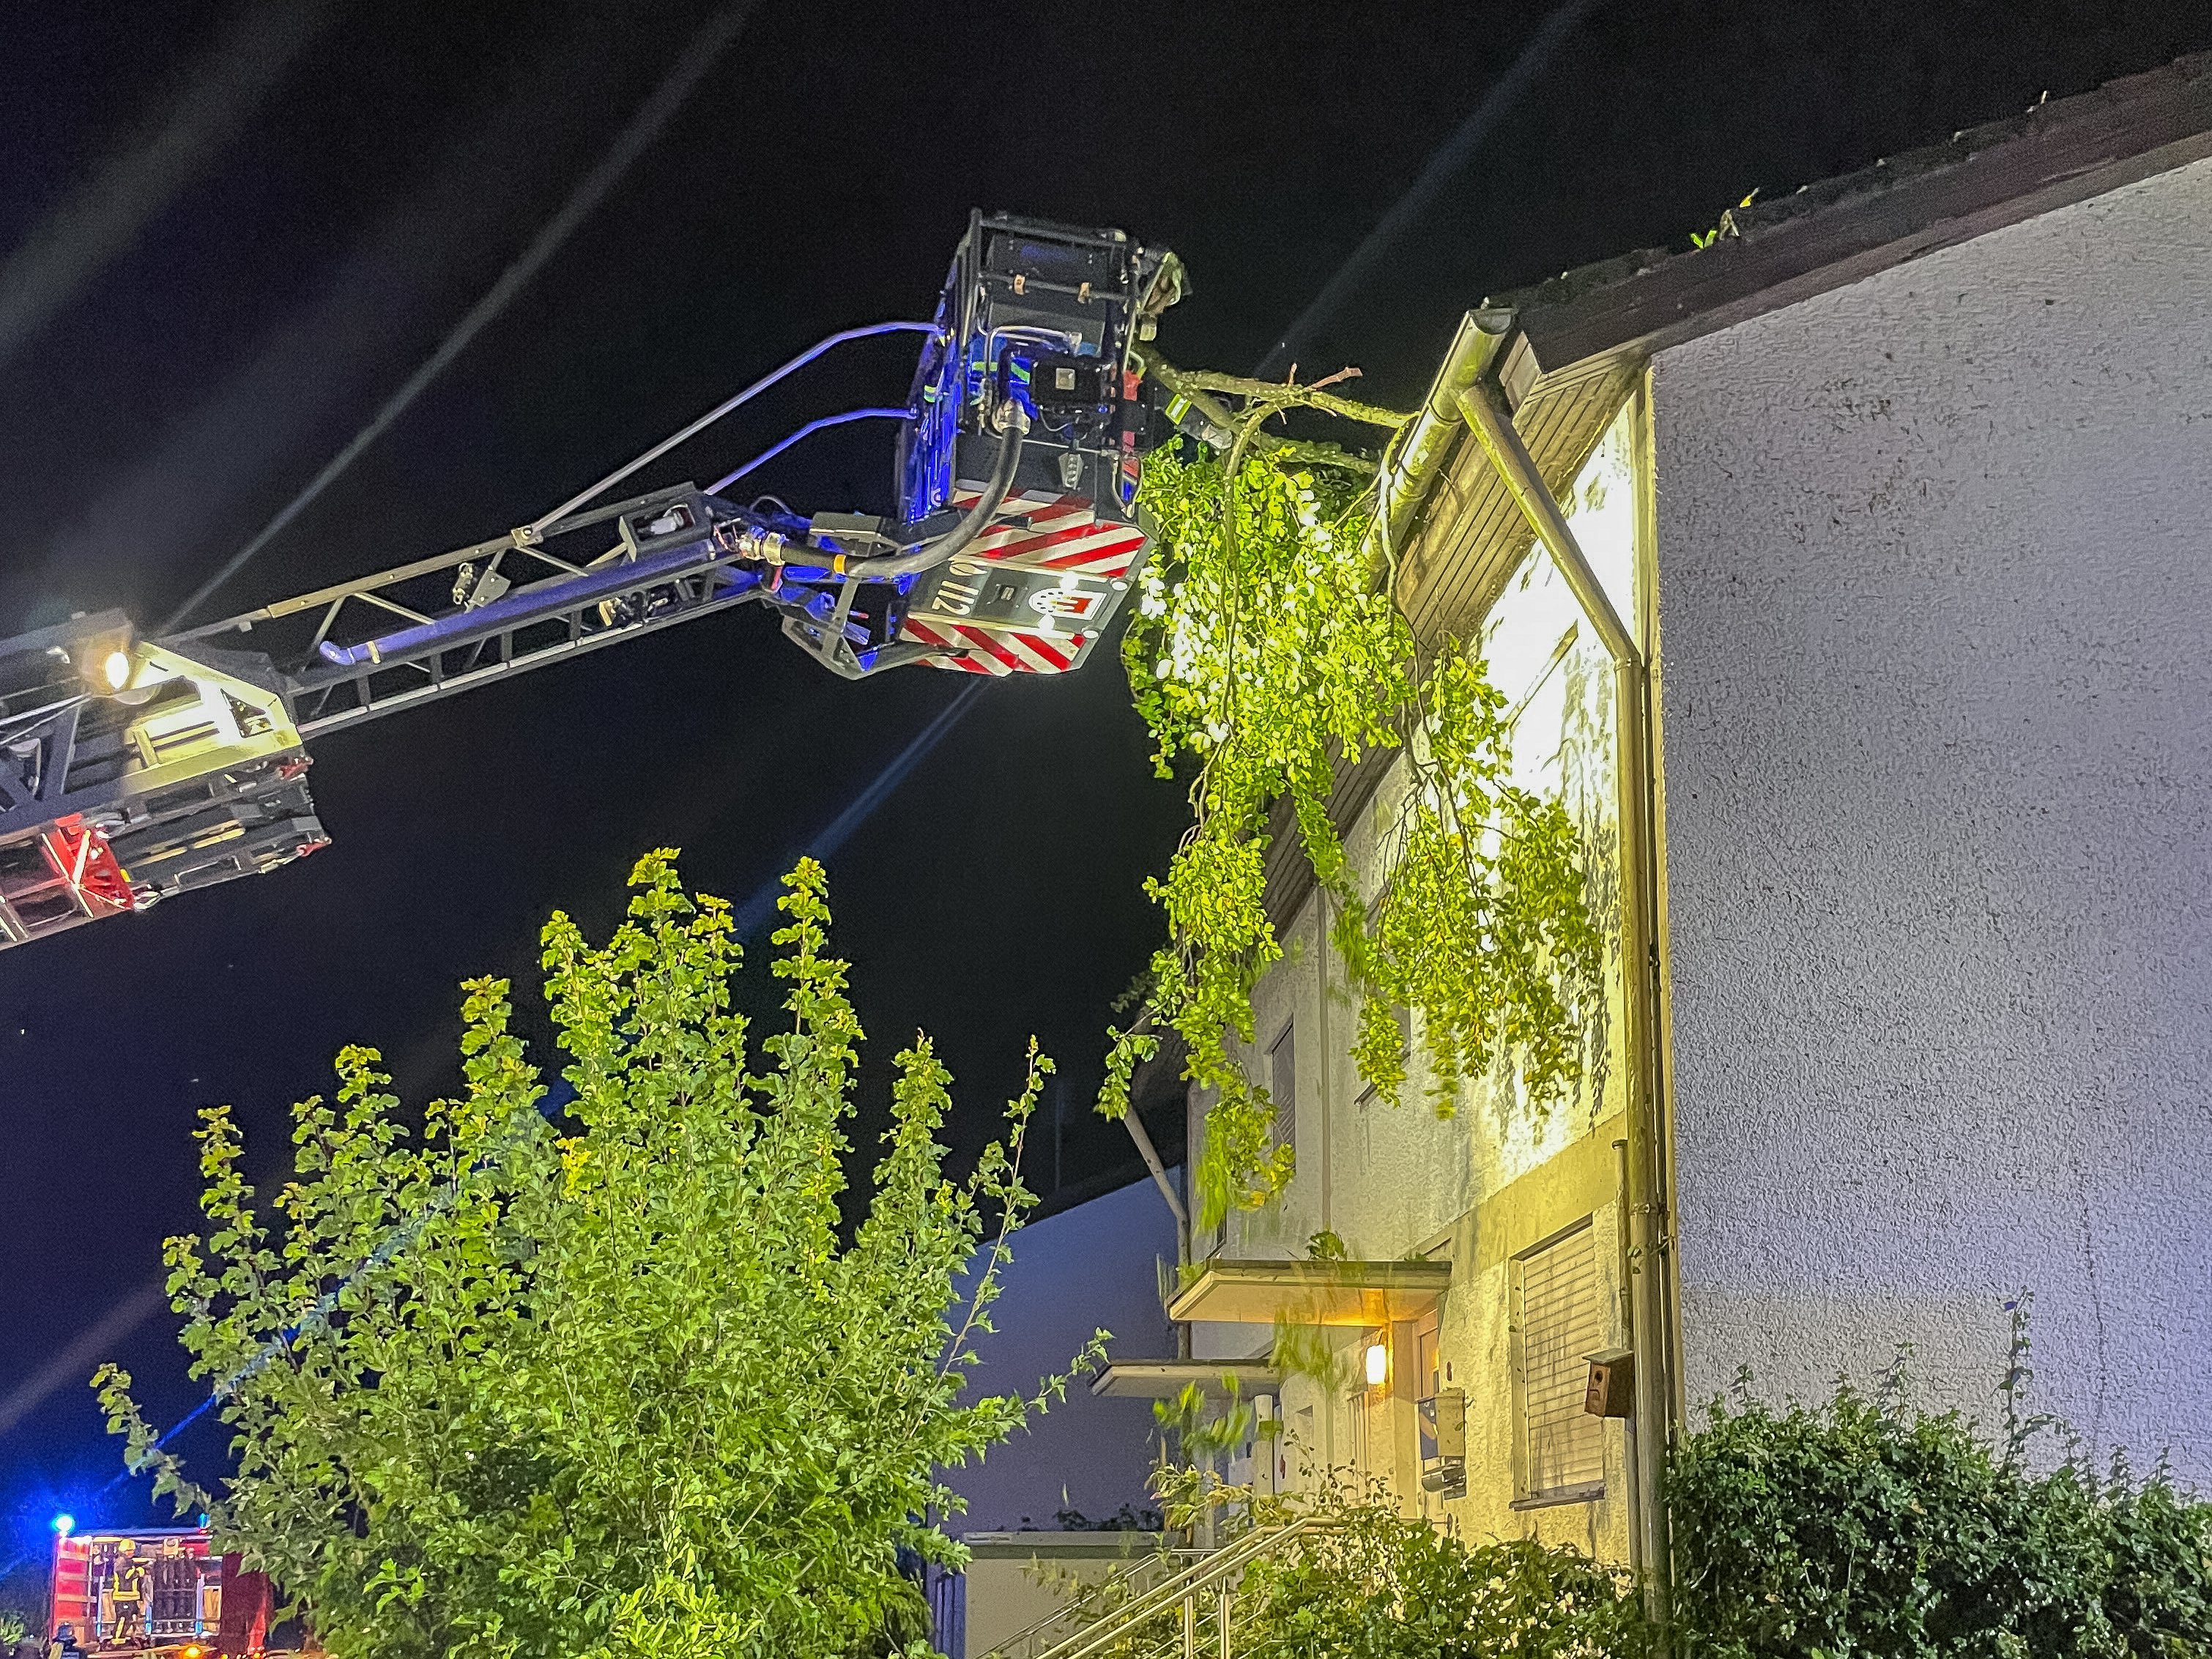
[983,1517,1331,1659]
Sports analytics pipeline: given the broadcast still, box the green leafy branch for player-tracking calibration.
[1105,358,1603,1227]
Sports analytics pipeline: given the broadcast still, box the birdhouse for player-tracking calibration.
[1584,1348,1635,1417]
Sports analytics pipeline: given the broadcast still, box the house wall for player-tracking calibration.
[1649,153,2212,1478]
[945,1176,1179,1532]
[957,1535,1166,1659]
[1187,408,1647,1556]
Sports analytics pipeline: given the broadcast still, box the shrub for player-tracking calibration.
[1234,1502,1644,1659]
[96,855,1090,1659]
[1137,1318,2212,1659]
[1668,1363,2212,1658]
[1137,1471,1643,1659]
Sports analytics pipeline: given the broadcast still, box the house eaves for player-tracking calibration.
[1496,50,2212,388]
[1259,311,1639,935]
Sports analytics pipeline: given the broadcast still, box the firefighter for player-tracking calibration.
[106,1543,147,1647]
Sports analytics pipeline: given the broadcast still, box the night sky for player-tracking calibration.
[2,0,2207,1579]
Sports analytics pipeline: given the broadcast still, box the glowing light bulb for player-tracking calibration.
[103,650,131,690]
[1364,1341,1388,1388]
[51,1513,73,1535]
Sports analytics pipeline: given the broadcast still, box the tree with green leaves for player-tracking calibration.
[98,853,1096,1659]
[1100,359,1603,1227]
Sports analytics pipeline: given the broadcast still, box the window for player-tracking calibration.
[1511,1218,1606,1504]
[1269,1022,1296,1153]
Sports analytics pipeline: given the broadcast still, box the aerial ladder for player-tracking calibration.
[0,213,1187,949]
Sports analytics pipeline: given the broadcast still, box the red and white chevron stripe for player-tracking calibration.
[899,489,1147,675]
[901,617,1090,675]
[943,490,1147,580]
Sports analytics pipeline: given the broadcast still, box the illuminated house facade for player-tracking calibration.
[1098,55,2212,1569]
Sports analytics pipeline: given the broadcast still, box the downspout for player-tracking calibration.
[1121,1106,1188,1242]
[1117,1098,1192,1364]
[1455,381,1636,660]
[1613,1137,1642,1581]
[1455,374,1676,1612]
[1317,888,1332,1242]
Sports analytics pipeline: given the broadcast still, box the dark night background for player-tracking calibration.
[2,0,2207,1584]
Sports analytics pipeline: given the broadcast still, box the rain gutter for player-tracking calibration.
[1370,308,1516,579]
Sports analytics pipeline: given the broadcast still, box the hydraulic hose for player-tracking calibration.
[828,402,1030,582]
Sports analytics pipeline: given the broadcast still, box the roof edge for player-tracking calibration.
[1501,51,2212,378]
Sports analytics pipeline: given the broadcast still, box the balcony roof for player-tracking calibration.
[961,1532,1166,1558]
[1165,1258,1452,1326]
[1088,1359,1283,1399]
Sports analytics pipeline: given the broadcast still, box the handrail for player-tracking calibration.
[982,1544,1181,1659]
[1001,1518,1333,1659]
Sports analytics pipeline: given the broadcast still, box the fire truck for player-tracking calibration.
[0,212,1187,950]
[46,1525,276,1658]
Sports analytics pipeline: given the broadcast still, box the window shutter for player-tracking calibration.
[1514,1220,1606,1500]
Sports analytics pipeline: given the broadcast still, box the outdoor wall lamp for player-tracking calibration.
[1364,1340,1389,1388]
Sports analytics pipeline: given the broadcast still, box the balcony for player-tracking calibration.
[1088,1359,1282,1399]
[1165,1257,1452,1326]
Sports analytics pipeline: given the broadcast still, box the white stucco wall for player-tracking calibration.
[1186,427,1644,1554]
[1651,153,2212,1479]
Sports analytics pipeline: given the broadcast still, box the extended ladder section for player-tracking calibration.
[0,613,322,946]
[984,1518,1334,1659]
[170,483,769,738]
[0,212,1186,951]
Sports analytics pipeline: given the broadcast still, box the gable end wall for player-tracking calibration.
[1650,154,2212,1478]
